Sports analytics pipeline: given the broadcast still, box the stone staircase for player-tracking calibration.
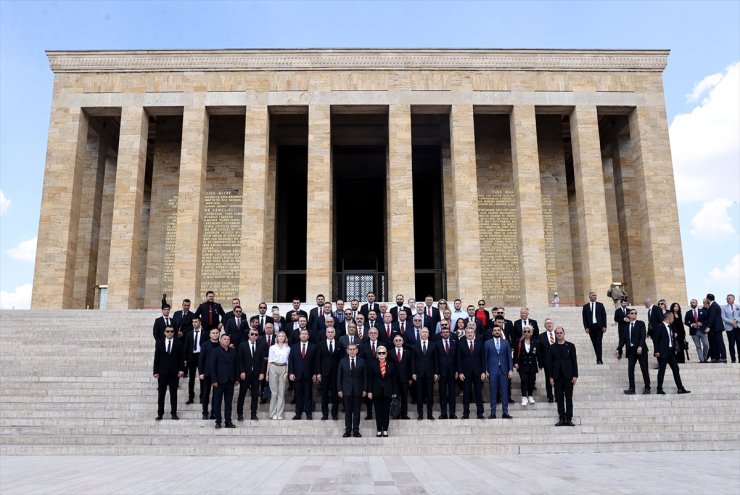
[1,307,738,456]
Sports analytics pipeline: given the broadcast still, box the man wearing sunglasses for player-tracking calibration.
[153,325,185,421]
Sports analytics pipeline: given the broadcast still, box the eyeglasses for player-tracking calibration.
[523,330,532,334]
[234,310,242,313]
[441,325,449,328]
[165,330,174,333]
[377,352,386,355]
[249,333,258,336]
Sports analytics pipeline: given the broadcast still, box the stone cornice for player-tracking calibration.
[46,49,669,73]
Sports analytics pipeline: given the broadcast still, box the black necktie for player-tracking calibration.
[166,340,171,354]
[351,358,355,371]
[329,341,333,353]
[629,323,634,345]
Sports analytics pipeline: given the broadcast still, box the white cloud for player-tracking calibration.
[686,72,723,102]
[689,198,737,239]
[670,62,740,204]
[0,189,10,215]
[0,283,32,309]
[6,236,37,262]
[707,254,740,287]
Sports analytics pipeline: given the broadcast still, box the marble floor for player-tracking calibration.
[1,451,738,495]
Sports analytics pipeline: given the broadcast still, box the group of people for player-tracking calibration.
[153,292,583,433]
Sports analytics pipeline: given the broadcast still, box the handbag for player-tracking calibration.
[389,395,401,419]
[262,386,271,402]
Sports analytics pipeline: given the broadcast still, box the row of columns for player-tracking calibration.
[33,102,682,309]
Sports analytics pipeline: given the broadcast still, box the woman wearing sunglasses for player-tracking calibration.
[366,345,399,437]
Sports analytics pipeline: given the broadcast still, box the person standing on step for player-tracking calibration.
[236,327,266,421]
[153,325,185,421]
[537,318,557,403]
[457,322,486,419]
[654,311,691,395]
[195,290,226,332]
[210,333,240,429]
[411,327,437,420]
[484,325,513,419]
[317,326,342,421]
[367,345,399,437]
[547,326,578,426]
[198,328,221,420]
[288,328,318,420]
[618,308,651,395]
[514,325,540,407]
[722,294,739,363]
[337,343,367,438]
[152,304,173,342]
[184,316,207,405]
[582,291,607,364]
[435,321,458,419]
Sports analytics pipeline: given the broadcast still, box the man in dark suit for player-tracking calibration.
[644,298,664,339]
[198,328,221,420]
[411,327,436,420]
[194,291,226,331]
[390,294,412,322]
[684,298,709,362]
[547,326,578,426]
[183,316,208,405]
[288,328,318,420]
[172,299,195,339]
[366,310,381,335]
[270,307,286,334]
[360,291,379,319]
[338,321,361,349]
[490,314,514,343]
[253,302,274,334]
[153,325,185,420]
[391,334,412,419]
[317,327,342,420]
[654,312,691,395]
[537,318,557,403]
[705,293,727,363]
[224,308,248,348]
[405,314,424,348]
[378,312,398,346]
[308,294,326,331]
[223,298,242,324]
[209,333,240,428]
[464,305,486,337]
[285,298,308,323]
[614,299,631,358]
[359,327,382,419]
[512,307,540,347]
[152,305,173,342]
[619,309,651,394]
[484,325,513,419]
[435,323,458,419]
[310,302,333,341]
[336,309,354,338]
[581,291,607,364]
[421,296,441,329]
[236,328,266,421]
[457,323,486,419]
[337,343,367,437]
[289,316,309,347]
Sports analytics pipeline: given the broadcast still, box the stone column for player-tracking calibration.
[449,105,483,303]
[107,106,149,309]
[387,105,416,299]
[305,105,333,300]
[510,106,549,306]
[628,105,687,303]
[569,106,613,300]
[172,106,209,304]
[32,106,89,309]
[239,106,271,308]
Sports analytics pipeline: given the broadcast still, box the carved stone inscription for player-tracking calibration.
[200,190,242,299]
[478,189,521,304]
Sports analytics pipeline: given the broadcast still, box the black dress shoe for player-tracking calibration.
[643,387,651,394]
[461,414,469,419]
[477,414,485,420]
[449,414,458,419]
[237,415,245,422]
[202,413,209,420]
[402,416,411,420]
[225,422,236,428]
[417,415,424,420]
[292,415,301,420]
[321,416,329,421]
[185,399,194,405]
[171,414,179,420]
[215,423,222,429]
[306,415,313,420]
[332,416,338,421]
[353,431,362,437]
[427,415,435,420]
[566,419,575,426]
[210,413,216,420]
[623,389,636,395]
[251,414,259,421]
[596,360,603,365]
[365,415,373,420]
[488,413,496,419]
[439,414,448,420]
[548,397,554,403]
[508,398,515,404]
[155,416,163,421]
[343,431,351,438]
[502,414,513,419]
[260,399,268,404]
[677,388,691,394]
[555,420,566,426]
[656,388,666,395]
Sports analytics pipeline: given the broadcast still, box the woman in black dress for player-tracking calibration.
[670,302,687,363]
[367,345,399,437]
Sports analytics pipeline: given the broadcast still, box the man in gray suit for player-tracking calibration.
[722,294,739,363]
[337,343,367,437]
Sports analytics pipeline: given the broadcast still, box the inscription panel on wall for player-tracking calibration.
[478,190,521,305]
[200,190,242,300]
[162,196,178,297]
[541,196,556,297]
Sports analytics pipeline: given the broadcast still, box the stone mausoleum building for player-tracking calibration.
[33,49,686,310]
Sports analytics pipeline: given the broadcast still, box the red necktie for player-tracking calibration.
[372,342,376,357]
[387,324,391,339]
[427,307,431,317]
[301,344,306,358]
[694,309,698,322]
[208,304,213,326]
[400,323,405,335]
[469,341,474,354]
[397,349,401,362]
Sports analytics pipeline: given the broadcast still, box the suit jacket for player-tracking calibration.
[194,301,226,330]
[546,341,578,380]
[359,340,383,362]
[367,359,399,397]
[317,339,343,378]
[421,306,441,328]
[308,307,324,329]
[183,328,208,364]
[582,301,607,329]
[705,301,724,333]
[537,330,557,369]
[435,339,457,377]
[209,345,240,385]
[390,346,412,383]
[457,337,486,376]
[484,338,513,375]
[271,316,287,334]
[253,314,274,334]
[360,302,380,319]
[378,322,399,345]
[512,318,540,342]
[338,333,362,350]
[288,341,318,381]
[310,312,332,338]
[486,319,514,342]
[647,305,664,337]
[684,308,708,336]
[619,320,649,356]
[390,305,413,322]
[722,303,739,331]
[411,340,436,378]
[337,356,367,396]
[404,325,424,347]
[653,322,677,357]
[513,338,541,372]
[153,338,185,376]
[172,310,195,335]
[285,309,308,323]
[198,341,220,379]
[224,317,249,348]
[614,306,630,335]
[152,315,174,342]
[463,317,486,336]
[237,339,267,376]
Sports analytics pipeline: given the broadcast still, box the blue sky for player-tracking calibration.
[1,0,738,308]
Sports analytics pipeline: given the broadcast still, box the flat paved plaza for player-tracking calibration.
[1,451,738,494]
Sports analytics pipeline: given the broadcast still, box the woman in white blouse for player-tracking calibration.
[267,330,291,419]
